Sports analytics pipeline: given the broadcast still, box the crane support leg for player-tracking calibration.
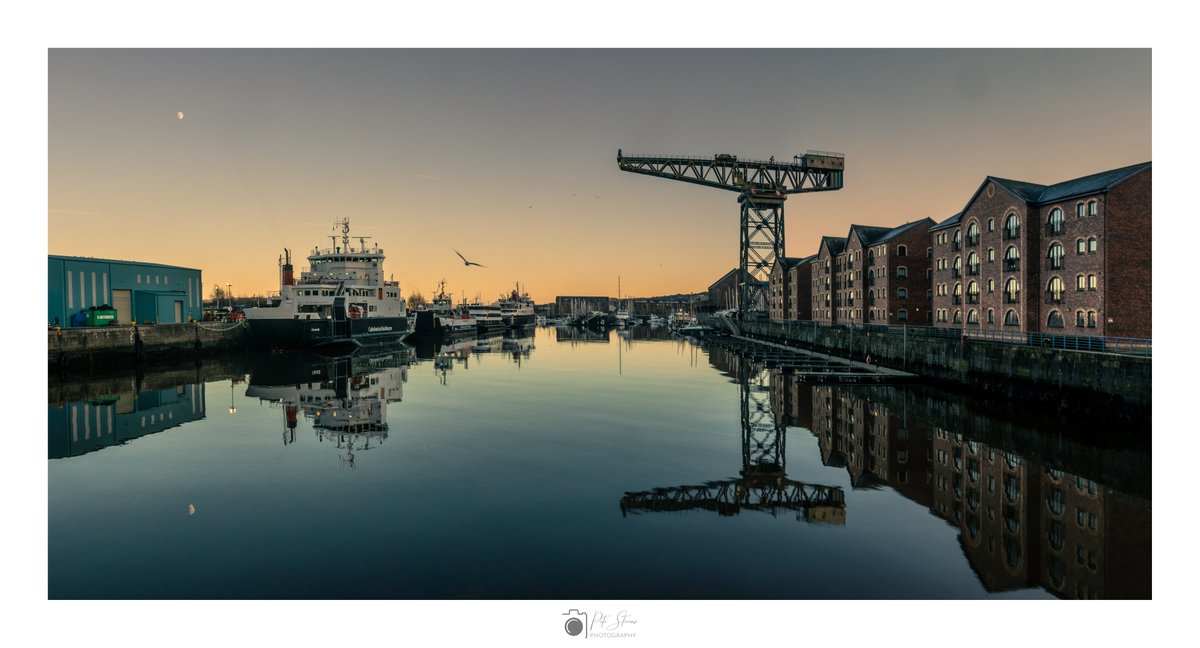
[738,192,785,320]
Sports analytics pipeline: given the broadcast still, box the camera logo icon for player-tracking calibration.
[562,609,588,637]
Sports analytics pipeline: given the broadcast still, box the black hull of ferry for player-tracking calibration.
[504,313,537,329]
[247,316,410,350]
[410,311,478,342]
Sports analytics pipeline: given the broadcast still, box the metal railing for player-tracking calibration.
[763,319,1151,356]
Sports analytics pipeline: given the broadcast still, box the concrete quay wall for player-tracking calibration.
[49,322,249,372]
[738,320,1151,409]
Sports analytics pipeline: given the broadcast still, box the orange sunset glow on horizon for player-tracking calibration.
[49,49,1150,304]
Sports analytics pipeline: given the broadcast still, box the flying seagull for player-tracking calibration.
[453,248,487,268]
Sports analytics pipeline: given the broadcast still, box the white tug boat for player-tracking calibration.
[243,218,410,349]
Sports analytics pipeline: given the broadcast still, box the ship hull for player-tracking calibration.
[504,313,537,329]
[247,316,409,350]
[410,311,478,341]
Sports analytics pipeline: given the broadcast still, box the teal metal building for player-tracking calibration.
[48,255,203,327]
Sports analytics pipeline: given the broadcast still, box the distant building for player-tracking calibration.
[812,237,845,325]
[707,268,765,313]
[862,219,935,326]
[555,295,610,316]
[48,255,203,327]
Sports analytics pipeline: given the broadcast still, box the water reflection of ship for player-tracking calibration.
[246,350,408,467]
[502,329,535,365]
[555,326,609,344]
[620,359,846,524]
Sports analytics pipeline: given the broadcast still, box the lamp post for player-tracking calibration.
[228,381,237,414]
[226,283,233,310]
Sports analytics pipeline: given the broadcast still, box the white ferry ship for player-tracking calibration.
[496,283,536,329]
[243,218,409,349]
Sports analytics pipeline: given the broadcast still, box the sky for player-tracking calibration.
[48,49,1151,304]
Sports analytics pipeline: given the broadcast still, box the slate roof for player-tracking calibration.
[820,236,847,256]
[872,218,935,245]
[848,225,893,247]
[929,211,963,232]
[1034,161,1150,204]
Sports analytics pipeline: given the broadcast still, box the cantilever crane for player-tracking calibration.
[617,150,845,319]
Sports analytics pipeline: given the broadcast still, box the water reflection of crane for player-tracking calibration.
[621,351,845,523]
[246,351,407,467]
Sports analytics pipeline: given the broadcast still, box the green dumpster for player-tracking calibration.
[86,307,117,326]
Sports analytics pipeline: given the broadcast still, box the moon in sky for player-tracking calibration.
[177,111,185,120]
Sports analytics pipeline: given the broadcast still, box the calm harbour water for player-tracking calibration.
[47,326,1151,599]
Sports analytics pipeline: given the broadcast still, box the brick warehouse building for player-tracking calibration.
[769,256,814,321]
[930,162,1151,338]
[863,219,935,325]
[812,236,845,324]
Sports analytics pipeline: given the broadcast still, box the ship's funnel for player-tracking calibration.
[281,248,295,286]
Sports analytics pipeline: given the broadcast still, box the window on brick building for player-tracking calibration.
[1076,310,1086,327]
[1048,311,1065,329]
[967,251,979,275]
[897,266,908,278]
[1077,275,1085,291]
[1088,274,1097,290]
[1004,278,1020,303]
[1004,246,1020,271]
[1005,309,1019,326]
[987,308,995,324]
[1048,208,1064,235]
[1047,277,1064,303]
[987,248,995,263]
[953,309,962,324]
[898,287,908,299]
[967,281,979,304]
[988,218,995,232]
[1077,239,1086,254]
[1048,243,1064,270]
[987,278,995,293]
[927,289,933,299]
[1088,200,1097,216]
[967,309,978,324]
[1005,213,1020,239]
[898,309,907,321]
[966,222,979,246]
[1087,310,1096,328]
[927,247,932,258]
[1088,237,1097,253]
[1076,203,1086,218]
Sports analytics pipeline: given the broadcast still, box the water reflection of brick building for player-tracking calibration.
[766,372,1149,598]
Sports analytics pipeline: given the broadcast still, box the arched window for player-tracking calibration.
[953,309,962,324]
[1004,213,1020,239]
[966,222,979,246]
[1076,274,1085,291]
[987,308,995,324]
[1047,242,1064,269]
[987,247,995,263]
[1087,274,1097,291]
[1004,278,1020,303]
[897,287,907,299]
[1047,310,1065,328]
[867,249,875,264]
[896,266,908,278]
[967,280,979,303]
[953,282,963,305]
[1004,245,1020,271]
[1076,310,1085,327]
[1076,203,1086,218]
[953,256,962,277]
[967,309,979,324]
[987,278,995,293]
[1048,208,1064,234]
[988,217,995,232]
[1076,239,1086,254]
[1088,237,1097,253]
[897,245,907,257]
[953,229,962,248]
[1047,277,1064,303]
[967,251,979,274]
[1004,309,1019,326]
[1088,200,1097,216]
[898,309,908,321]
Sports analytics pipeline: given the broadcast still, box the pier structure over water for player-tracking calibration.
[617,150,844,320]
